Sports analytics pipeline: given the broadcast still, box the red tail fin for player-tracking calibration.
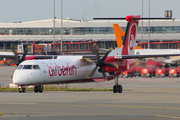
[122,15,140,55]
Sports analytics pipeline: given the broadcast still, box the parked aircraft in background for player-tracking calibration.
[11,15,180,94]
[113,23,180,61]
[114,22,180,77]
[0,45,58,66]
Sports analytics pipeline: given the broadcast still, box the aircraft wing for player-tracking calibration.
[82,54,180,60]
[0,54,17,59]
[0,54,58,59]
[114,54,180,59]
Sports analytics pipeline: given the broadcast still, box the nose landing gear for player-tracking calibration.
[18,86,26,93]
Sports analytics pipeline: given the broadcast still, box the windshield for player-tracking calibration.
[16,65,40,70]
[17,65,23,69]
[23,65,32,69]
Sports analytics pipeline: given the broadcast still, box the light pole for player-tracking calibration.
[60,0,63,54]
[148,0,150,49]
[141,0,143,43]
[53,0,56,44]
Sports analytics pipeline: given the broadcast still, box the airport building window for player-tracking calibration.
[106,27,114,34]
[169,43,178,49]
[89,43,93,50]
[150,44,158,49]
[159,43,169,49]
[1,26,180,35]
[63,44,69,52]
[92,28,99,34]
[85,27,92,34]
[70,44,78,51]
[80,43,88,51]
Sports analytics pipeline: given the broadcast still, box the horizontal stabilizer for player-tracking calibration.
[93,17,174,21]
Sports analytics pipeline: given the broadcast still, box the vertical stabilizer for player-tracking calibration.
[122,15,140,55]
[113,24,124,48]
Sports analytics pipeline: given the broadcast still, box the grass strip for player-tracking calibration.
[0,87,112,92]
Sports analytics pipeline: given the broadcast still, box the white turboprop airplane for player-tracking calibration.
[12,15,180,93]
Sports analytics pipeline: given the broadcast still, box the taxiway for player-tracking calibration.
[0,66,180,120]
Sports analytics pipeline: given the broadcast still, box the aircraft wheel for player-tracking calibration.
[117,85,123,93]
[19,88,22,93]
[113,85,117,93]
[22,88,26,93]
[34,85,38,93]
[38,85,43,93]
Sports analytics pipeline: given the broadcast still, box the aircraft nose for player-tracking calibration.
[12,70,24,85]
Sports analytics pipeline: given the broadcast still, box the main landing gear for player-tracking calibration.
[34,85,43,93]
[18,85,44,93]
[113,75,123,93]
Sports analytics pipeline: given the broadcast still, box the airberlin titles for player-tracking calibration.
[48,62,77,77]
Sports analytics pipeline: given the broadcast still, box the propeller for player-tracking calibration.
[10,44,31,66]
[84,43,118,81]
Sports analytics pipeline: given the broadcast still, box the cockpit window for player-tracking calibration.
[23,65,32,69]
[17,65,23,69]
[33,65,40,69]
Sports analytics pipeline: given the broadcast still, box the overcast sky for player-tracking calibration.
[0,0,179,22]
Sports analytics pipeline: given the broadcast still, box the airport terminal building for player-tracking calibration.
[0,18,180,53]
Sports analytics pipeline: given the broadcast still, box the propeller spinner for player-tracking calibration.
[84,43,118,81]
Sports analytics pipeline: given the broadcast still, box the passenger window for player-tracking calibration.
[23,65,32,69]
[33,65,40,69]
[17,65,23,69]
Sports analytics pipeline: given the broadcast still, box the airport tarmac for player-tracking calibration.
[1,66,180,120]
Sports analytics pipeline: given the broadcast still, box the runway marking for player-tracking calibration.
[2,102,178,111]
[40,103,180,110]
[0,102,37,105]
[156,115,180,119]
[95,104,180,110]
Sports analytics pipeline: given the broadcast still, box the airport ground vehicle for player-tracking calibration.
[141,67,154,78]
[121,70,133,78]
[155,67,165,77]
[169,67,180,77]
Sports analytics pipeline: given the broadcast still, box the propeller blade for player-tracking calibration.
[100,67,108,82]
[82,58,95,63]
[103,63,118,69]
[87,43,113,80]
[16,46,31,66]
[20,46,31,61]
[10,44,18,60]
[87,66,98,79]
[101,50,111,61]
[93,43,99,59]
